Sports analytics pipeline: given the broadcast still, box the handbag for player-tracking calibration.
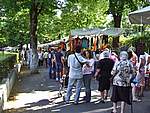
[74,53,84,67]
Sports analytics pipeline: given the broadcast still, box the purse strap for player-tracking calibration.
[74,53,83,66]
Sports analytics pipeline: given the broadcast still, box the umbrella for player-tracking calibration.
[129,6,150,24]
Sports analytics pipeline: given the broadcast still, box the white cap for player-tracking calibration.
[120,51,128,60]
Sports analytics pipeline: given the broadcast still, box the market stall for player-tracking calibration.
[69,28,125,51]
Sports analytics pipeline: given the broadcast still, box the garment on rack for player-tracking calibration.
[93,37,97,51]
[74,37,81,49]
[91,37,93,47]
[82,37,88,49]
[96,36,99,49]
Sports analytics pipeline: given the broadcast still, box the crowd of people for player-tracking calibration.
[21,45,150,113]
[66,46,149,113]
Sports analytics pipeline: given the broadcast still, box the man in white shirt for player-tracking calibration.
[43,50,48,68]
[65,46,88,105]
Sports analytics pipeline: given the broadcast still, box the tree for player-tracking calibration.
[108,0,149,48]
[58,0,108,36]
[1,0,58,73]
[26,0,58,73]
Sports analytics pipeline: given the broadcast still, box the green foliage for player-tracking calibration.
[1,0,58,47]
[0,51,19,62]
[59,0,108,35]
[1,0,150,48]
[108,0,145,16]
[0,53,17,80]
[121,32,150,52]
[1,1,30,46]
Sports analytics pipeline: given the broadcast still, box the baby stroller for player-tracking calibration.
[58,74,69,98]
[58,56,70,98]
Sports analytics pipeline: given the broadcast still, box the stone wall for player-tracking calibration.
[0,63,21,113]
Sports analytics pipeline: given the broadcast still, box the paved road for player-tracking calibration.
[4,67,150,113]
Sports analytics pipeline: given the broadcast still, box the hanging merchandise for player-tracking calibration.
[74,37,81,49]
[102,35,108,44]
[96,36,99,49]
[91,37,93,47]
[93,36,97,51]
[87,38,89,49]
[82,37,88,49]
[88,37,91,49]
[69,35,74,51]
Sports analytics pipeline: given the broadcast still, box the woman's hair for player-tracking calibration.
[128,51,133,60]
[75,46,82,53]
[83,50,92,59]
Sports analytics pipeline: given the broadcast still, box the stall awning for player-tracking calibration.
[129,6,150,24]
[101,28,124,36]
[38,36,69,47]
[71,28,102,37]
[71,28,125,37]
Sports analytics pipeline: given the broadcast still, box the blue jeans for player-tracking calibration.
[55,63,63,79]
[55,63,63,73]
[83,74,92,102]
[48,59,52,78]
[65,78,83,102]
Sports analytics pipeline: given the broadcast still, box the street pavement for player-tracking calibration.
[3,67,150,113]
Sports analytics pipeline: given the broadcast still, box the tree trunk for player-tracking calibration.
[112,14,122,49]
[29,0,39,73]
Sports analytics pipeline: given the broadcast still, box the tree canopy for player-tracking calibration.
[1,0,150,47]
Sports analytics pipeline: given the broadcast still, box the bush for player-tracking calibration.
[0,53,17,81]
[120,32,150,53]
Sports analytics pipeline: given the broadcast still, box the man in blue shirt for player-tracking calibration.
[54,47,64,81]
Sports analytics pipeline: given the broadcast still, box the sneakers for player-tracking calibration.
[99,100,105,103]
[56,77,59,81]
[133,98,142,102]
[111,110,117,113]
[59,78,63,82]
[104,96,108,100]
[65,101,69,104]
[74,101,78,105]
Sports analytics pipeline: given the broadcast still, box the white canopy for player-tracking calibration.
[101,28,124,37]
[38,36,69,47]
[71,28,124,37]
[71,28,101,37]
[129,6,150,24]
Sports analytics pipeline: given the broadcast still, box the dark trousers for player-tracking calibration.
[38,59,43,67]
[83,74,92,102]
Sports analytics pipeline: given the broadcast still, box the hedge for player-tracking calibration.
[0,52,18,81]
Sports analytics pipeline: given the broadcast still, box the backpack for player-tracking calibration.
[116,60,132,85]
[117,60,131,75]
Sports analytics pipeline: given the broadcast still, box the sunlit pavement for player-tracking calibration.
[3,67,150,113]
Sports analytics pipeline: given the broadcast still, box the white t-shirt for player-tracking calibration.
[68,53,88,79]
[82,59,95,75]
[38,52,43,60]
[43,52,48,59]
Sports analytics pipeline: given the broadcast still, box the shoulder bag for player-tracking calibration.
[74,53,84,67]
